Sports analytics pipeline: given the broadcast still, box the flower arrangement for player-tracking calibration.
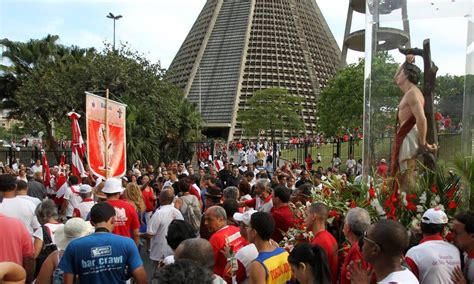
[280,163,464,251]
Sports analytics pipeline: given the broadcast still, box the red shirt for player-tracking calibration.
[271,205,294,243]
[141,187,155,212]
[0,214,34,265]
[340,242,373,284]
[107,199,140,238]
[311,230,339,284]
[209,225,248,277]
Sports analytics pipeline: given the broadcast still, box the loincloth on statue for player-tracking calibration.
[398,126,419,172]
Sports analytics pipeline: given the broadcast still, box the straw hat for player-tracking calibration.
[54,218,94,250]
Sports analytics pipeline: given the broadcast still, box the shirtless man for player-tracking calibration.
[392,54,437,192]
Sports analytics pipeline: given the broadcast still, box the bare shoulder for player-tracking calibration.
[249,260,266,282]
[405,86,424,105]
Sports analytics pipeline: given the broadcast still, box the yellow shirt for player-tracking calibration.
[254,247,291,284]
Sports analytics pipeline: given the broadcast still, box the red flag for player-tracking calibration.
[68,111,87,178]
[42,149,51,188]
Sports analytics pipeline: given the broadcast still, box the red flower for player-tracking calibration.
[369,186,376,200]
[431,184,438,193]
[448,201,457,209]
[406,194,417,201]
[406,201,417,212]
[447,186,457,199]
[329,210,339,218]
[350,200,357,208]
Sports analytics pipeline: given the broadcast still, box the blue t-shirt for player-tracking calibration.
[59,232,143,284]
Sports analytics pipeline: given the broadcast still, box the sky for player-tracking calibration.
[0,0,472,75]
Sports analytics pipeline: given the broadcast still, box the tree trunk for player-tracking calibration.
[40,114,60,163]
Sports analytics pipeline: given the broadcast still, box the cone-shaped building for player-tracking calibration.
[167,0,340,141]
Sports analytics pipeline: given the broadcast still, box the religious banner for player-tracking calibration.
[67,111,87,178]
[85,92,127,179]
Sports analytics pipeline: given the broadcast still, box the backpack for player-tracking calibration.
[181,196,202,233]
[35,225,58,277]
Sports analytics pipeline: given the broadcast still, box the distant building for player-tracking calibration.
[0,108,20,130]
[167,0,341,142]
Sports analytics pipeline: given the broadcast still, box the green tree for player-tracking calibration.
[318,59,364,137]
[238,87,305,141]
[435,75,464,123]
[1,37,202,164]
[0,35,95,160]
[87,45,203,164]
[318,52,400,139]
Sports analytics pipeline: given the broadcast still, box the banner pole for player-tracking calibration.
[105,89,110,179]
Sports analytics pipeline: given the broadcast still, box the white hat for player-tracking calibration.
[54,218,94,250]
[233,209,257,226]
[79,184,93,194]
[422,208,448,224]
[380,159,387,163]
[102,178,124,194]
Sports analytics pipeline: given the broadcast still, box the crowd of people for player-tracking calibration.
[0,155,472,284]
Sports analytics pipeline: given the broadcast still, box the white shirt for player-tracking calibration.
[255,197,273,213]
[31,164,43,174]
[32,223,63,242]
[74,199,96,219]
[63,184,82,217]
[463,252,474,283]
[0,197,40,234]
[147,204,183,261]
[17,195,41,207]
[406,238,461,284]
[235,243,258,283]
[346,159,356,169]
[378,267,419,284]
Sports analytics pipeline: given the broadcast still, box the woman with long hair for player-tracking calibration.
[288,243,331,284]
[124,182,146,215]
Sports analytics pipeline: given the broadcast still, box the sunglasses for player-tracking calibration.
[359,231,381,251]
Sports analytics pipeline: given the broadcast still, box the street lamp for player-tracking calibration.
[106,12,122,50]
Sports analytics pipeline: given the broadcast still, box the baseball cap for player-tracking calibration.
[102,178,124,194]
[233,209,257,226]
[380,159,387,163]
[79,184,92,194]
[422,208,448,224]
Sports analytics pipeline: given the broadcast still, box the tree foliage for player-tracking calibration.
[238,88,305,140]
[0,36,202,164]
[318,52,400,138]
[318,59,364,137]
[435,75,464,123]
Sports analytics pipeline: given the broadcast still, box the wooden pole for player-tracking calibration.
[104,89,110,178]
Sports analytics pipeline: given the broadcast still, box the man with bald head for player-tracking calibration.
[143,186,183,266]
[175,238,225,283]
[350,219,418,283]
[204,205,247,278]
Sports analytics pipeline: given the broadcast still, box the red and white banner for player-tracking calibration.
[85,92,127,179]
[67,112,87,178]
[41,149,51,188]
